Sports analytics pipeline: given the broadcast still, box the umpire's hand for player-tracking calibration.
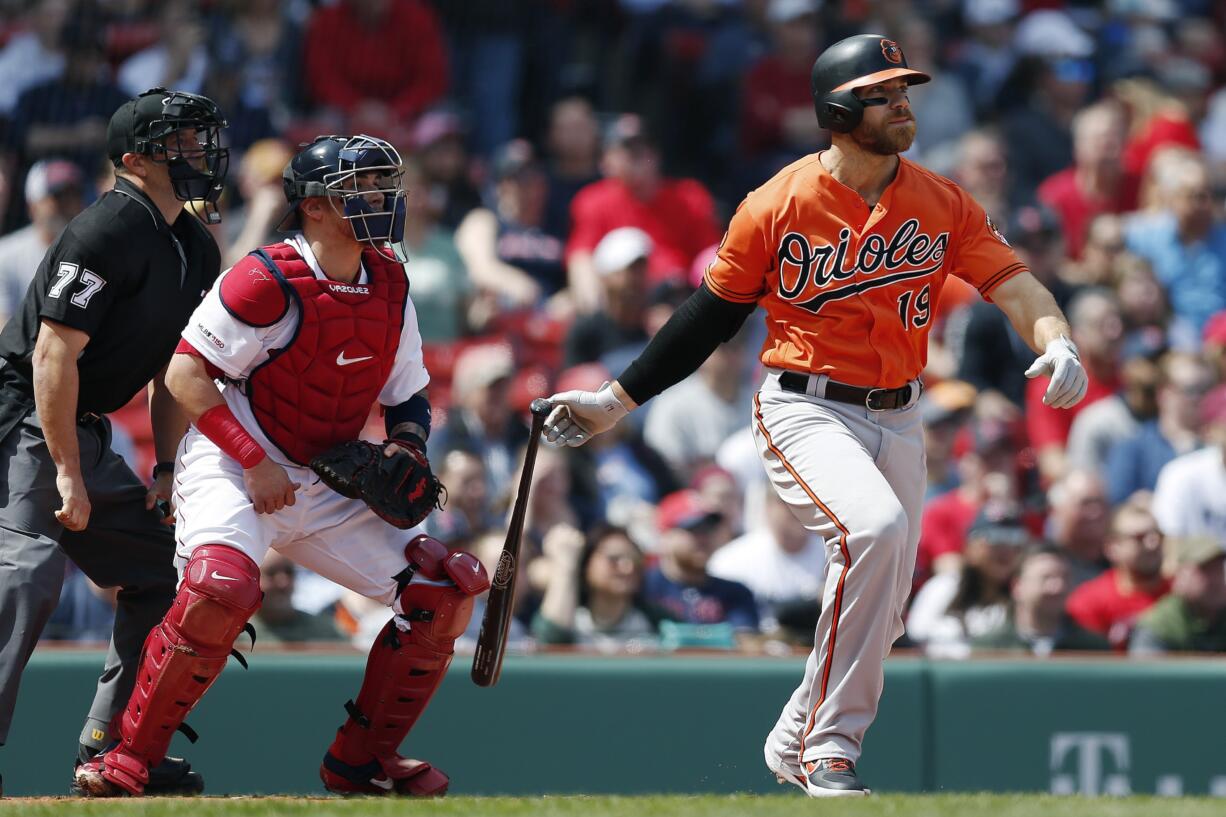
[543,382,632,447]
[55,471,91,531]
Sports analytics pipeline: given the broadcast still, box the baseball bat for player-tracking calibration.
[471,397,553,687]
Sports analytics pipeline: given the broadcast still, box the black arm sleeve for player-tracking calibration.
[618,283,756,406]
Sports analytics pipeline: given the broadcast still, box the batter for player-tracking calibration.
[543,34,1087,797]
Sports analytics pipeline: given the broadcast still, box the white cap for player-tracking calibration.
[593,227,653,276]
[1014,10,1094,57]
[767,0,821,23]
[24,159,83,204]
[963,0,1019,27]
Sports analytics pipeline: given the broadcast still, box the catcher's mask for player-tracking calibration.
[106,88,229,223]
[279,134,407,261]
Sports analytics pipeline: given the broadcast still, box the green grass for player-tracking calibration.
[0,794,1220,817]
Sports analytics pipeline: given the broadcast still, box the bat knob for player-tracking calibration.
[529,398,552,418]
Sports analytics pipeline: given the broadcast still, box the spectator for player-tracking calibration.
[1104,353,1211,504]
[0,0,69,116]
[116,0,209,98]
[411,109,481,230]
[399,156,469,343]
[1066,496,1169,651]
[1130,535,1226,655]
[1112,253,1172,355]
[691,464,742,541]
[1117,65,1207,181]
[523,445,584,562]
[1125,154,1226,338]
[248,551,346,644]
[456,531,533,654]
[424,449,498,544]
[1046,469,1111,587]
[563,227,651,368]
[1065,354,1158,477]
[566,115,720,312]
[1205,312,1226,385]
[542,96,601,239]
[7,18,128,176]
[1038,101,1139,260]
[1026,288,1123,481]
[738,0,822,171]
[533,525,656,650]
[0,159,84,325]
[707,484,823,639]
[950,0,1021,118]
[641,490,758,633]
[972,546,1111,655]
[303,0,448,128]
[1152,385,1226,542]
[455,139,565,311]
[919,380,977,499]
[908,501,1031,658]
[643,336,751,481]
[1063,213,1129,288]
[1001,15,1096,198]
[955,204,1073,412]
[207,0,304,120]
[222,138,293,268]
[917,417,1028,580]
[900,16,975,165]
[950,128,1015,229]
[433,343,530,501]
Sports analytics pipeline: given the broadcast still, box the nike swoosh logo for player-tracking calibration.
[370,777,393,791]
[211,571,238,582]
[337,351,374,367]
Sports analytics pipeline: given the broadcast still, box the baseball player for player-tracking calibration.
[543,34,1088,797]
[75,135,489,798]
[0,88,227,795]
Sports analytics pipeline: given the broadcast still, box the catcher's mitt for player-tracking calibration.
[310,440,445,529]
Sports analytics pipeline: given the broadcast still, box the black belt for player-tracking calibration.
[778,371,917,411]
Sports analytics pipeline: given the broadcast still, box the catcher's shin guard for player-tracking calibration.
[321,535,488,796]
[82,545,261,796]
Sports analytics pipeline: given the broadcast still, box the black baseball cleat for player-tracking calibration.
[801,757,871,797]
[71,744,205,797]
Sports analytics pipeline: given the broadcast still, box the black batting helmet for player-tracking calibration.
[277,134,407,259]
[810,34,931,133]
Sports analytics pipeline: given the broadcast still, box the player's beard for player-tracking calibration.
[852,116,917,155]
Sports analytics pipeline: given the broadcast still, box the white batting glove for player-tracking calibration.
[542,383,630,447]
[1024,335,1088,409]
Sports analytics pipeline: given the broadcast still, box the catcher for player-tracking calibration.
[75,134,488,798]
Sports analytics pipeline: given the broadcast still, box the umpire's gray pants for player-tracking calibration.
[0,410,177,752]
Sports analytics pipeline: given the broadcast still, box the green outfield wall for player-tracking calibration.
[4,651,1224,797]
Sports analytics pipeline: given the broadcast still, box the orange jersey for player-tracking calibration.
[704,154,1026,388]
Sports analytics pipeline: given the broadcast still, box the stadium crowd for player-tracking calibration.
[3,0,1226,657]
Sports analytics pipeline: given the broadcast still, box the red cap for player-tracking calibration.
[657,490,722,533]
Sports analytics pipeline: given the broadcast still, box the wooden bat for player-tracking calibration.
[471,397,552,687]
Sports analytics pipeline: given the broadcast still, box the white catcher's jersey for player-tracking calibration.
[180,234,430,470]
[171,235,431,604]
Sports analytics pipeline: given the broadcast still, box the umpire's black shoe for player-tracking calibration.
[71,744,205,796]
[802,757,870,798]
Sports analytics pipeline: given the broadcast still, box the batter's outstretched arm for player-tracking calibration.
[544,283,755,446]
[990,271,1087,410]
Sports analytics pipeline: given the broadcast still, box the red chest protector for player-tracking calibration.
[231,243,407,465]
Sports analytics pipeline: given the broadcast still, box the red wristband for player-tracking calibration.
[196,405,266,469]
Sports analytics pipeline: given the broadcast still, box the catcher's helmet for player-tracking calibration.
[278,134,407,258]
[106,88,229,223]
[810,34,931,133]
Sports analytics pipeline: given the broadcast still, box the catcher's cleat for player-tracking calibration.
[801,757,870,797]
[320,751,448,796]
[72,748,204,797]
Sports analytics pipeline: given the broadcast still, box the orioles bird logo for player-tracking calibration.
[881,39,903,65]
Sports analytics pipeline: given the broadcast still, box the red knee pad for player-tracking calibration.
[112,545,262,774]
[398,539,489,644]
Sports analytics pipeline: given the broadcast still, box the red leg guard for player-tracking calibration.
[321,536,489,796]
[88,546,261,796]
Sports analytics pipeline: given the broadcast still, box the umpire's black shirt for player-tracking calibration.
[0,177,220,415]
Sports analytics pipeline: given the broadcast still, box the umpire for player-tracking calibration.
[0,88,227,795]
